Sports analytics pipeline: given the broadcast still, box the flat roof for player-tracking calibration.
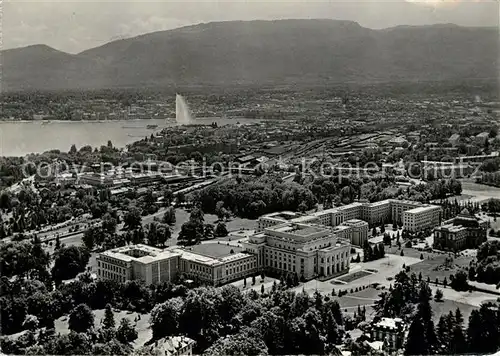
[293,226,326,236]
[220,252,254,263]
[342,219,368,227]
[368,200,391,207]
[172,249,220,266]
[263,211,297,219]
[375,317,403,329]
[406,205,440,214]
[187,242,243,258]
[100,244,180,263]
[436,223,467,233]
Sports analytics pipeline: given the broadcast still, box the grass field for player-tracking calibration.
[54,309,152,349]
[405,253,474,282]
[334,286,480,325]
[336,270,373,283]
[188,241,243,257]
[430,299,477,325]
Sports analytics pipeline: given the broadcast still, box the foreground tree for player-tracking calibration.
[467,304,500,354]
[102,303,115,329]
[204,328,268,356]
[123,207,142,230]
[150,297,184,339]
[68,303,94,333]
[52,245,90,283]
[450,271,469,291]
[178,220,204,245]
[215,222,228,237]
[162,207,176,225]
[116,318,138,344]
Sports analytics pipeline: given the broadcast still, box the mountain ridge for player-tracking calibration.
[2,19,498,91]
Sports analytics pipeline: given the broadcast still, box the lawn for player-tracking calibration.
[188,241,243,258]
[54,308,151,349]
[430,299,477,325]
[335,287,479,325]
[167,209,256,239]
[404,253,474,282]
[336,270,374,283]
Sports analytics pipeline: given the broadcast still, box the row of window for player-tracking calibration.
[266,259,296,272]
[98,261,126,275]
[226,261,256,275]
[98,269,126,282]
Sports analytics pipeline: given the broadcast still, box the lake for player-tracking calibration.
[0,118,259,157]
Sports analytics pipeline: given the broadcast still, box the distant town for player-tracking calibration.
[2,82,500,356]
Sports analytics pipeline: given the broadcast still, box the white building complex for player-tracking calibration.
[402,205,442,233]
[258,199,442,242]
[242,222,351,280]
[97,198,441,287]
[97,244,257,286]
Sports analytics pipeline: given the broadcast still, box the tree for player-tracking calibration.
[116,318,137,344]
[52,246,90,282]
[405,314,427,354]
[162,207,176,225]
[22,314,39,331]
[101,213,117,234]
[82,228,96,251]
[467,305,500,354]
[434,289,443,302]
[150,297,184,339]
[363,241,373,262]
[204,224,215,240]
[176,191,186,204]
[450,323,467,354]
[123,207,142,230]
[68,304,94,333]
[156,225,171,247]
[163,189,174,206]
[204,328,268,356]
[215,222,228,237]
[215,201,225,221]
[450,271,469,291]
[178,220,204,245]
[189,207,204,224]
[102,303,115,329]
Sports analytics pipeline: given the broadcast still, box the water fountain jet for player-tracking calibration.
[175,94,194,125]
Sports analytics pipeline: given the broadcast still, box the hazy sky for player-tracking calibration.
[4,0,499,53]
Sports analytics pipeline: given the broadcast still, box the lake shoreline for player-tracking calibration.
[0,117,261,157]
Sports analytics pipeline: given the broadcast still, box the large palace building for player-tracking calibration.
[433,209,488,251]
[97,198,443,287]
[242,222,351,280]
[97,244,257,286]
